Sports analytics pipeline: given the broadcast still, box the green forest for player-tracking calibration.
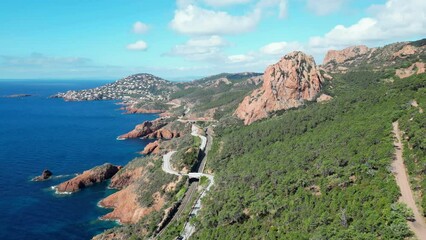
[190,71,425,239]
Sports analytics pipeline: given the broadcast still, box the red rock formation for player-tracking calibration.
[316,94,333,103]
[118,118,167,139]
[144,129,180,139]
[119,117,182,140]
[323,45,370,65]
[141,141,160,155]
[56,163,120,193]
[235,51,323,125]
[393,45,417,59]
[109,166,145,190]
[396,62,426,78]
[99,185,164,224]
[125,107,164,114]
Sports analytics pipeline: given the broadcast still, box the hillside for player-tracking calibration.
[194,71,425,239]
[168,72,263,121]
[322,39,426,73]
[86,39,425,240]
[51,73,178,102]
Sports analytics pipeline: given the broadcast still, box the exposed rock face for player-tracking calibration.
[144,129,180,139]
[317,94,333,103]
[33,169,53,181]
[92,232,128,240]
[118,118,167,139]
[56,163,120,193]
[109,166,145,190]
[125,107,164,114]
[323,45,370,65]
[396,62,426,78]
[235,51,323,125]
[142,141,160,155]
[119,118,182,140]
[99,185,164,224]
[322,39,426,72]
[393,45,417,59]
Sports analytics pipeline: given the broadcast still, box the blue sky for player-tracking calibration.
[0,0,425,80]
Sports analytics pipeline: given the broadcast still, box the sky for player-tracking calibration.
[0,0,425,80]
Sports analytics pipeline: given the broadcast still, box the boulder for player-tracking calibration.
[141,141,160,155]
[33,169,53,181]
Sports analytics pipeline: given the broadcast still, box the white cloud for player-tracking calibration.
[256,0,288,18]
[170,4,261,35]
[126,40,148,51]
[228,54,255,63]
[186,35,228,47]
[309,0,426,50]
[260,41,304,55]
[203,0,252,7]
[278,0,287,18]
[167,35,228,60]
[132,21,149,34]
[306,0,346,16]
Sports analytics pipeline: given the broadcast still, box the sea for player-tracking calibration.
[0,80,157,240]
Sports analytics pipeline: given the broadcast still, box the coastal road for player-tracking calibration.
[181,126,214,240]
[162,151,180,176]
[392,121,426,240]
[157,124,214,239]
[191,125,207,151]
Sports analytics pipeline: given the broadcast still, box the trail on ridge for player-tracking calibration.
[392,121,426,240]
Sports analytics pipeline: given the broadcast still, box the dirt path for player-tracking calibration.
[392,121,426,240]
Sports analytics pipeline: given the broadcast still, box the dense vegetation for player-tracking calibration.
[169,73,261,119]
[191,71,425,239]
[398,75,426,216]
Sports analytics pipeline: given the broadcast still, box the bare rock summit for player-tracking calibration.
[235,51,323,125]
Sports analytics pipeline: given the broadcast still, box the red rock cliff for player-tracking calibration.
[235,51,323,125]
[56,163,120,193]
[323,45,370,65]
[118,118,167,139]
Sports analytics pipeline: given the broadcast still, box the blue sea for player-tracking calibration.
[0,80,156,240]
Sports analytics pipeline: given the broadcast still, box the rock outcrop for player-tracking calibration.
[109,166,144,190]
[125,106,164,114]
[99,185,165,224]
[396,62,426,78]
[316,94,333,103]
[33,169,53,181]
[393,45,418,59]
[141,141,160,155]
[322,39,426,72]
[56,163,120,193]
[323,45,370,65]
[119,118,182,140]
[235,51,323,125]
[144,129,180,139]
[118,118,167,139]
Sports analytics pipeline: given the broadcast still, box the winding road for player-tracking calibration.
[392,121,426,240]
[158,124,214,239]
[162,151,180,176]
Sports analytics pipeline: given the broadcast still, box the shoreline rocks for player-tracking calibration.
[118,118,181,140]
[33,169,53,181]
[141,141,160,155]
[118,118,167,140]
[56,163,121,193]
